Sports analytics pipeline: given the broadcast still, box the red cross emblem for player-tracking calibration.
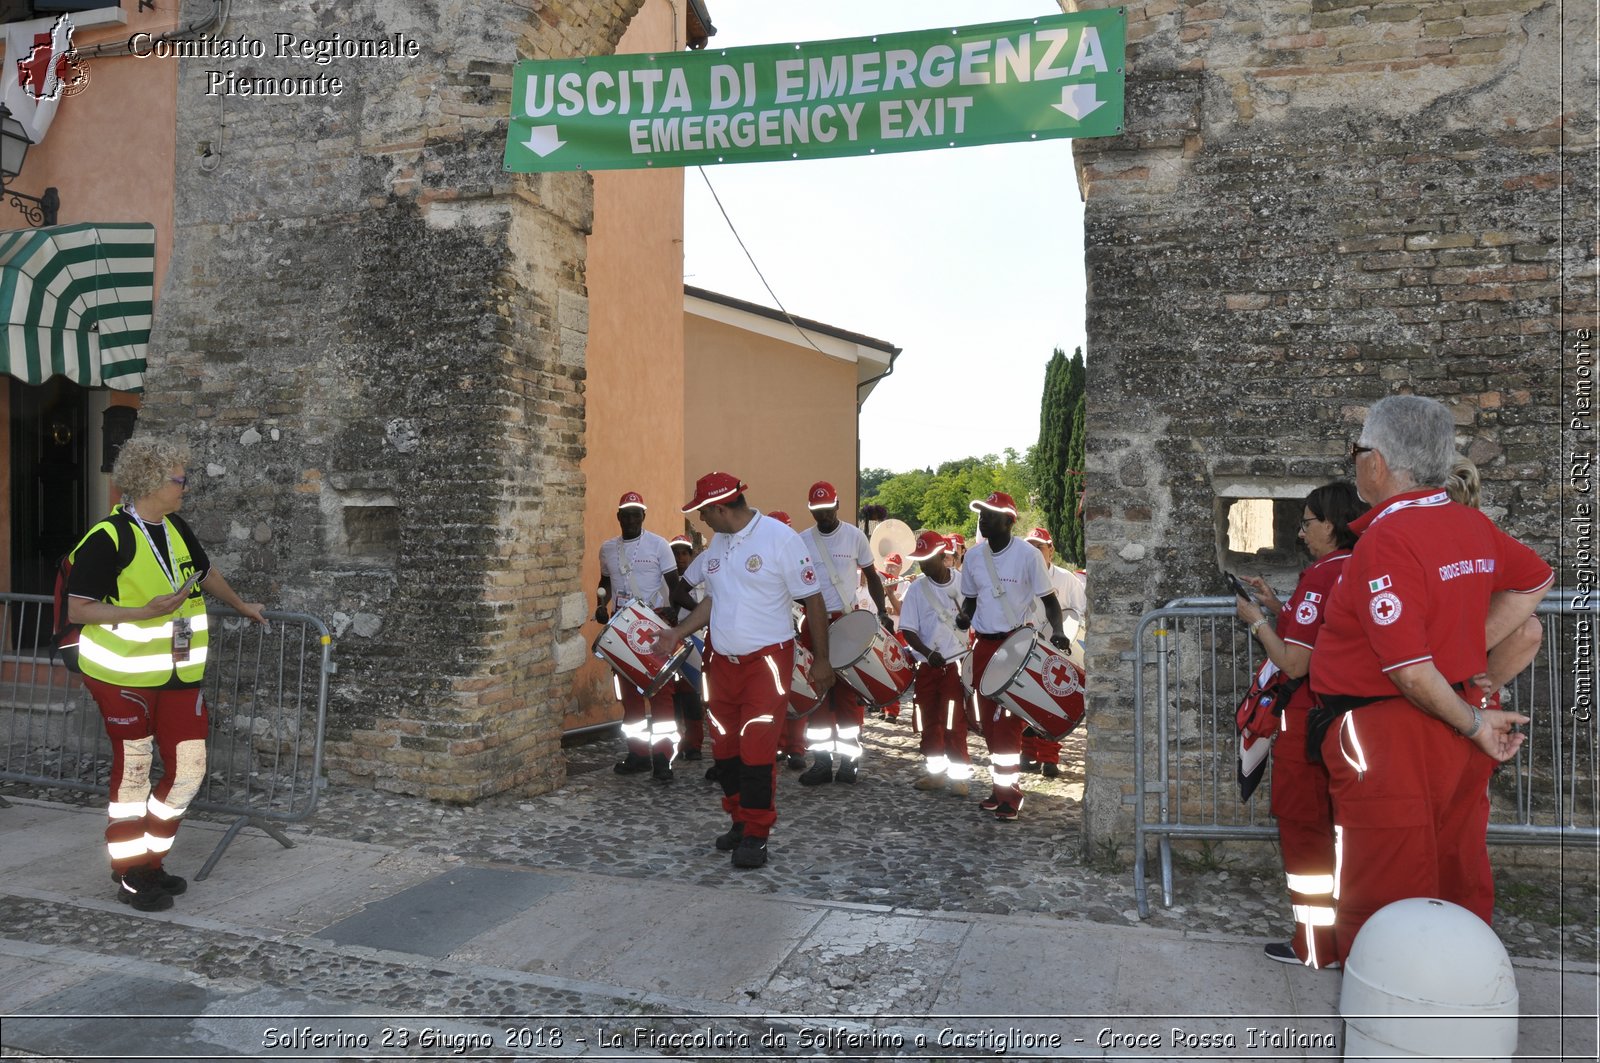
[1369,591,1402,626]
[1042,659,1080,697]
[627,624,661,654]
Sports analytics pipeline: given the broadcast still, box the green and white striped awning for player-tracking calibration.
[0,222,155,392]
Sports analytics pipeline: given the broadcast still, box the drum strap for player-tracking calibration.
[979,543,1023,631]
[918,575,958,632]
[807,527,856,613]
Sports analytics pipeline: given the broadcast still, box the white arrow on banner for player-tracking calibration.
[523,125,566,157]
[1051,84,1105,121]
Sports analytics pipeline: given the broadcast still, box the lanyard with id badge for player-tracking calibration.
[128,507,201,663]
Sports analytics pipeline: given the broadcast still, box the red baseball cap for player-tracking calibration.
[768,510,792,526]
[969,491,1018,519]
[617,491,647,511]
[807,481,839,510]
[682,472,747,513]
[1025,527,1053,545]
[669,535,694,551]
[949,533,967,548]
[909,531,947,561]
[884,553,904,567]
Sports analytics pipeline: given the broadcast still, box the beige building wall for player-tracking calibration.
[683,313,861,527]
[570,0,689,728]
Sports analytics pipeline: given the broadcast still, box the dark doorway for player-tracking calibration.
[8,378,90,647]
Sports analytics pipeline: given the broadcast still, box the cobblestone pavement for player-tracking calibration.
[5,707,1594,966]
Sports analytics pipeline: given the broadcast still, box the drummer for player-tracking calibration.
[1022,528,1086,780]
[956,492,1072,821]
[898,531,973,796]
[799,480,893,786]
[768,510,810,772]
[668,535,707,763]
[596,492,690,783]
[664,473,834,870]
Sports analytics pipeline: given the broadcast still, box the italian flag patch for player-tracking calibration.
[1369,575,1392,593]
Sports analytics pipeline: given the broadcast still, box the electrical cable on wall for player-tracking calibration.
[694,166,829,358]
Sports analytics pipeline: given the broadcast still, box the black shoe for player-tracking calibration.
[798,755,834,787]
[115,868,174,912]
[681,748,703,761]
[834,757,858,784]
[993,802,1020,821]
[1042,762,1061,779]
[704,764,719,781]
[1264,941,1301,965]
[731,835,768,869]
[714,822,745,851]
[979,794,1003,812]
[785,754,807,771]
[149,867,188,895]
[614,752,651,775]
[651,752,674,783]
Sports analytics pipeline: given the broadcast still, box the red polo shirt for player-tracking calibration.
[1310,490,1552,698]
[1275,549,1351,713]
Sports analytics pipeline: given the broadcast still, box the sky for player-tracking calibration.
[681,0,1087,475]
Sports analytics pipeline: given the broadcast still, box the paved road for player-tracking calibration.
[0,719,1594,1061]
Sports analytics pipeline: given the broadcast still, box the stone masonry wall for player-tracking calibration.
[139,0,643,800]
[1066,0,1597,849]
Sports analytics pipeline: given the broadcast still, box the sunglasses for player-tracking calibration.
[169,476,189,487]
[1349,442,1375,460]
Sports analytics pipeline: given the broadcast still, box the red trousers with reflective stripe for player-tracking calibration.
[799,618,863,745]
[1271,702,1336,966]
[705,644,792,838]
[1321,697,1496,965]
[84,675,208,875]
[971,637,1024,803]
[618,682,676,756]
[914,662,969,766]
[1021,733,1061,765]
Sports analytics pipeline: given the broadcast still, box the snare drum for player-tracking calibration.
[827,610,915,707]
[786,641,824,719]
[591,601,692,698]
[976,629,1085,741]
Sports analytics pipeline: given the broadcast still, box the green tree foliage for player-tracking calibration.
[858,467,896,499]
[1036,347,1086,565]
[863,450,1037,536]
[1064,390,1086,565]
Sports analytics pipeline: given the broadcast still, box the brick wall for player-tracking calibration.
[139,0,644,800]
[1067,0,1597,848]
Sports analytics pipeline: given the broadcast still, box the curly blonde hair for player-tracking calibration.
[1445,458,1481,509]
[112,436,191,500]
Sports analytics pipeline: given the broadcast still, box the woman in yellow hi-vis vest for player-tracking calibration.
[67,437,267,911]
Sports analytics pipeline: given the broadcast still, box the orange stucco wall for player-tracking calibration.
[4,8,177,290]
[1,8,174,594]
[683,312,860,526]
[570,0,688,728]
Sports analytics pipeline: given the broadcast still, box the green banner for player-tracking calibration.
[505,10,1125,173]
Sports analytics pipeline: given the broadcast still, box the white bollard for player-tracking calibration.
[1340,897,1519,1061]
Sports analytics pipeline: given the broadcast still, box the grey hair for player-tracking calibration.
[1361,395,1456,488]
[112,436,192,500]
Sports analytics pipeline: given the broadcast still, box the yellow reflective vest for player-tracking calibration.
[73,511,208,687]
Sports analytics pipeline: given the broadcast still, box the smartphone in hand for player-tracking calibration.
[176,571,202,598]
[1224,572,1253,600]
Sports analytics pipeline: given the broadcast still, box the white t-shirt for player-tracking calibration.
[684,512,820,655]
[804,523,874,613]
[959,537,1053,636]
[1031,563,1086,639]
[897,571,963,661]
[598,531,676,611]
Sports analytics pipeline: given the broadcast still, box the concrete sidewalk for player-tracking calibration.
[0,797,1594,1061]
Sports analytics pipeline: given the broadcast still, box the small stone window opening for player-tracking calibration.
[1217,493,1309,578]
[343,504,399,560]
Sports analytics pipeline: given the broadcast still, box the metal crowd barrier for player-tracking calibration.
[0,593,335,880]
[1131,590,1597,916]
